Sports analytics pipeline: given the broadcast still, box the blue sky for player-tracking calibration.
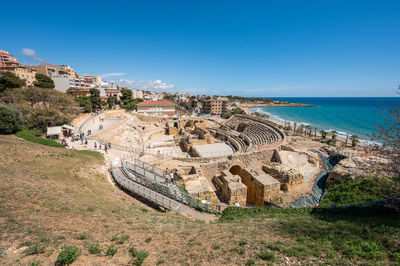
[1,0,399,96]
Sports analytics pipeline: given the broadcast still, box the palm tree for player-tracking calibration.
[314,127,318,138]
[305,125,312,137]
[299,124,304,135]
[350,135,359,147]
[320,130,328,139]
[293,122,297,133]
[331,130,337,140]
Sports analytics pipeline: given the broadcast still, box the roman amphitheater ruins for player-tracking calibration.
[72,111,322,212]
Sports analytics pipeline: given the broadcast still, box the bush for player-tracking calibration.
[16,129,64,148]
[259,250,275,261]
[56,246,80,265]
[0,105,23,134]
[145,237,152,243]
[24,243,46,255]
[106,245,118,256]
[129,246,149,266]
[88,242,102,255]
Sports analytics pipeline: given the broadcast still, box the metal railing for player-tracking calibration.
[110,168,181,212]
[123,160,227,213]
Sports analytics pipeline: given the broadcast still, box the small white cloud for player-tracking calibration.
[100,72,125,78]
[109,79,174,91]
[21,48,44,62]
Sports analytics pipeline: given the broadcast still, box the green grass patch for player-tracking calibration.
[88,242,102,255]
[220,205,400,264]
[56,246,80,265]
[259,250,275,261]
[16,129,64,148]
[24,243,46,255]
[106,244,118,257]
[129,246,149,266]
[111,234,129,244]
[320,177,395,207]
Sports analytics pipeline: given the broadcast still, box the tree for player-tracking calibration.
[374,102,400,182]
[33,74,55,89]
[331,130,338,140]
[191,100,198,109]
[0,71,26,93]
[320,130,328,139]
[0,105,23,134]
[120,88,134,105]
[107,96,117,109]
[89,88,101,111]
[350,135,359,147]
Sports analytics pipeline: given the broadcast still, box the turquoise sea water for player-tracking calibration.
[250,97,400,141]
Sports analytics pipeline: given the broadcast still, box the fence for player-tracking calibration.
[123,160,227,213]
[110,168,181,212]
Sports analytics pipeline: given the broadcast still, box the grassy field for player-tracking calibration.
[0,135,399,265]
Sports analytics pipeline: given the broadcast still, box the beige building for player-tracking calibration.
[0,50,19,67]
[32,63,75,78]
[202,97,228,115]
[137,100,175,116]
[0,65,37,86]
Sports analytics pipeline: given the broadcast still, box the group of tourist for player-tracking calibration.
[93,141,112,153]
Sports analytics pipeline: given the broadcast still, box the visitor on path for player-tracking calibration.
[94,142,97,149]
[170,172,174,182]
[85,139,88,145]
[99,144,102,150]
[105,145,108,153]
[108,142,111,149]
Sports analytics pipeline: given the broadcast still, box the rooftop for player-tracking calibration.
[137,100,175,106]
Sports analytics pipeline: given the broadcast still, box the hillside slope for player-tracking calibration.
[0,135,399,265]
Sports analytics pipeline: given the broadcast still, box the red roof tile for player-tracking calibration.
[137,100,175,106]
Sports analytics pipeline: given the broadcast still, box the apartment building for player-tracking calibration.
[137,100,175,116]
[202,97,228,115]
[0,50,19,67]
[0,50,37,86]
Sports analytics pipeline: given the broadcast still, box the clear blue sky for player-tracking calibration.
[1,0,399,97]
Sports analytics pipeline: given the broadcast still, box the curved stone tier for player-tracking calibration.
[213,114,284,153]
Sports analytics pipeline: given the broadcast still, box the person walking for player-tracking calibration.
[94,142,97,149]
[105,145,108,153]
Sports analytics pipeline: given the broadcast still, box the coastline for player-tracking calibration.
[242,106,374,148]
[241,103,317,108]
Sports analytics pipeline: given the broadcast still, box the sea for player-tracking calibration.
[249,97,400,142]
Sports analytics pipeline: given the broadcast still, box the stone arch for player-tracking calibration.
[229,164,243,177]
[173,122,179,128]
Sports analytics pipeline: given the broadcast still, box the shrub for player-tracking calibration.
[246,259,256,265]
[56,246,80,265]
[16,129,64,148]
[259,250,275,261]
[24,243,46,255]
[111,234,129,244]
[239,239,248,246]
[156,259,165,265]
[212,243,221,250]
[145,237,152,243]
[129,246,149,266]
[88,242,102,255]
[0,105,23,134]
[106,245,118,257]
[77,233,87,240]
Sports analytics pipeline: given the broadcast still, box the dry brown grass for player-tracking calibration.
[0,135,350,265]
